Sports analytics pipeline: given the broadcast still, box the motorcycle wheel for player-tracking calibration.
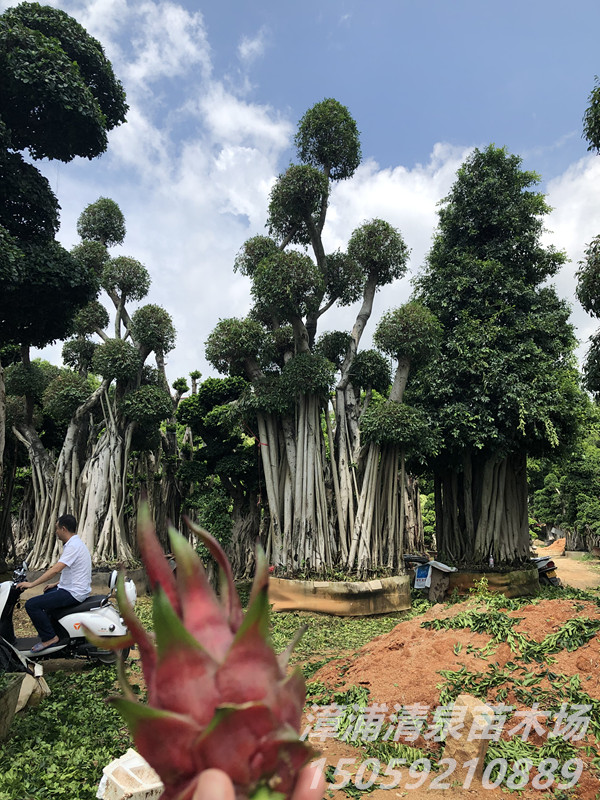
[95,647,130,665]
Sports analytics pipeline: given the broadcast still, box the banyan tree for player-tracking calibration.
[205,99,424,576]
[411,145,582,568]
[8,198,178,566]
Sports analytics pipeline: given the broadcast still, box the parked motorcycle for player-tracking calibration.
[532,555,562,587]
[404,554,563,593]
[403,554,457,602]
[0,562,137,663]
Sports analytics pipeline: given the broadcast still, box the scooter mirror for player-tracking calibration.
[124,579,137,606]
[22,561,28,572]
[108,570,118,591]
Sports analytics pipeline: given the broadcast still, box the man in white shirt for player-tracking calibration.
[17,514,92,652]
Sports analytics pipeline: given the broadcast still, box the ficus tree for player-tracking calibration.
[206,99,411,574]
[530,399,600,551]
[9,198,178,566]
[347,302,441,573]
[0,1,127,551]
[177,376,261,576]
[412,145,583,568]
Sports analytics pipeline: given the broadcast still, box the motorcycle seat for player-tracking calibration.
[49,594,107,620]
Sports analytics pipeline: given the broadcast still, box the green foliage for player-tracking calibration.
[252,250,325,322]
[347,218,409,285]
[42,371,95,426]
[172,377,190,395]
[323,250,363,306]
[360,402,438,456]
[71,239,111,275]
[583,76,600,153]
[72,300,110,336]
[0,3,127,161]
[267,164,329,246]
[0,239,97,347]
[347,349,391,394]
[233,235,279,277]
[0,667,131,800]
[373,302,442,365]
[120,385,173,425]
[0,223,24,279]
[62,337,96,374]
[530,401,600,540]
[5,358,59,402]
[0,150,59,241]
[420,491,436,547]
[0,5,125,352]
[412,145,580,463]
[577,237,600,396]
[76,197,126,246]
[130,304,176,355]
[271,609,408,661]
[92,338,141,383]
[177,376,248,432]
[102,256,150,301]
[582,330,600,396]
[280,353,335,399]
[205,317,266,376]
[576,235,600,318]
[239,374,291,416]
[270,325,294,362]
[295,98,361,180]
[193,483,233,552]
[314,330,352,368]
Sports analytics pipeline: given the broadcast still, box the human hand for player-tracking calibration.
[192,762,326,800]
[44,583,58,592]
[15,581,33,590]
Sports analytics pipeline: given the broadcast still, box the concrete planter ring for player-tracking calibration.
[0,672,25,741]
[448,568,539,598]
[268,575,411,616]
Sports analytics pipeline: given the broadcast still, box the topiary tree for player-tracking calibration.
[413,145,583,568]
[347,302,441,572]
[177,376,259,575]
[206,99,410,574]
[11,196,179,567]
[0,1,127,540]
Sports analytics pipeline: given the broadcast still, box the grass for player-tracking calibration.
[4,581,599,799]
[0,667,131,800]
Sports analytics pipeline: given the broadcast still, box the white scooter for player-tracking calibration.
[0,562,137,664]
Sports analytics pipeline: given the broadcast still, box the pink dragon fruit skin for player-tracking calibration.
[101,503,314,800]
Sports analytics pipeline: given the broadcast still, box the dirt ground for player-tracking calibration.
[12,553,600,799]
[308,554,600,800]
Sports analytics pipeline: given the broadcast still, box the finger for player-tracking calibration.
[193,769,236,800]
[293,761,326,800]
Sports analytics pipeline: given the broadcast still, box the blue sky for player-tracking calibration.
[4,0,600,383]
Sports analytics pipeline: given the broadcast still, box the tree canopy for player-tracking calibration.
[0,2,127,161]
[0,3,127,351]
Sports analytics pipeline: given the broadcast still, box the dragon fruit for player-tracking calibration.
[94,504,314,800]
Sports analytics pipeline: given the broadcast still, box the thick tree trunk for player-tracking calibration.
[435,452,530,567]
[0,357,5,502]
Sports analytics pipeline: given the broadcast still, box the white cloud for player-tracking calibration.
[238,27,268,65]
[11,0,599,382]
[197,84,292,154]
[124,2,211,88]
[545,155,600,360]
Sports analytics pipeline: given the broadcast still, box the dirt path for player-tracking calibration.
[553,552,600,590]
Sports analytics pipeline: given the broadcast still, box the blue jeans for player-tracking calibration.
[25,586,77,641]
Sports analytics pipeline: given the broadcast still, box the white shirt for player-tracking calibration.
[57,535,92,602]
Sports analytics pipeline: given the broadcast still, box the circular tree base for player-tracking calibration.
[268,575,411,616]
[448,568,539,598]
[0,673,25,741]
